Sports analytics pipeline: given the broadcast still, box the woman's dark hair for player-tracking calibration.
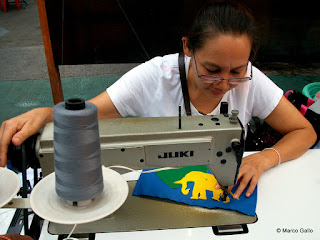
[186,0,259,60]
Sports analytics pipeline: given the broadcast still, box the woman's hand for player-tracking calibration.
[0,108,53,167]
[216,96,316,199]
[215,150,278,199]
[230,150,278,199]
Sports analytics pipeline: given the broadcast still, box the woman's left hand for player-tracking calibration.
[216,96,317,199]
[228,151,277,199]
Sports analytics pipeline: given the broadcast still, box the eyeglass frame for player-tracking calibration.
[193,51,253,85]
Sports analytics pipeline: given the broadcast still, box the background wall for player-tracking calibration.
[0,0,319,125]
[45,0,320,65]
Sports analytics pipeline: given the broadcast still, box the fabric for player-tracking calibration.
[133,166,257,216]
[107,53,283,136]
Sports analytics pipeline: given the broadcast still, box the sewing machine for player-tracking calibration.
[3,108,258,238]
[39,109,244,197]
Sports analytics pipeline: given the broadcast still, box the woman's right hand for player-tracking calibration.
[0,107,53,167]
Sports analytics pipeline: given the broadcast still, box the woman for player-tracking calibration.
[0,1,316,199]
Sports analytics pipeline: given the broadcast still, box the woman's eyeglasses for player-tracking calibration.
[193,53,252,85]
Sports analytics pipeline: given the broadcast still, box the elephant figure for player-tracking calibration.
[174,171,231,203]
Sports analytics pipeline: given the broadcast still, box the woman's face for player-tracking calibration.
[186,34,252,99]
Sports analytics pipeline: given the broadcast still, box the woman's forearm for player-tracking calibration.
[260,126,317,170]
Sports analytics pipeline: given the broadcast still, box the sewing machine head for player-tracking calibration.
[37,112,244,190]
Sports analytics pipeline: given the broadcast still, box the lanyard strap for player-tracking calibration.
[178,52,192,116]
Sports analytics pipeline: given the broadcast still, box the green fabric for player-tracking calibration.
[155,165,208,188]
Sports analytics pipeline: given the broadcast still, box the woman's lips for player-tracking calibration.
[210,89,225,96]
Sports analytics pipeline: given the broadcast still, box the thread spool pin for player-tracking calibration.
[230,110,239,124]
[65,98,85,110]
[68,199,93,207]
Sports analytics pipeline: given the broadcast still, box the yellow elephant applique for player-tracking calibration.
[174,171,232,203]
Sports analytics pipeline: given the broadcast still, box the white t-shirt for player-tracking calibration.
[107,53,283,135]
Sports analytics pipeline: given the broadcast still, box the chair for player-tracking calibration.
[1,0,21,12]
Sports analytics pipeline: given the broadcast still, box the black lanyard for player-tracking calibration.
[178,52,192,116]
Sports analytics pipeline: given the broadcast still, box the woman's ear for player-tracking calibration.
[182,37,192,57]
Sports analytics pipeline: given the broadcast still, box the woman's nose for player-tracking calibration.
[215,79,230,89]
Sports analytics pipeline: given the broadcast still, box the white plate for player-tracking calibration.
[30,166,129,224]
[0,167,20,208]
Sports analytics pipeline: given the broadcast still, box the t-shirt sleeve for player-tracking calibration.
[107,59,161,117]
[251,68,284,119]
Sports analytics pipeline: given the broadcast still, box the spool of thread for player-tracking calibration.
[53,98,104,204]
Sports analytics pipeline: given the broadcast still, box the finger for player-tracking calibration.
[233,176,251,199]
[0,120,31,167]
[0,137,6,167]
[236,167,245,183]
[215,183,221,189]
[0,121,15,167]
[228,185,235,193]
[12,121,38,146]
[245,176,259,197]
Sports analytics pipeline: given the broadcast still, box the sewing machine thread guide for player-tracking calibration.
[179,105,182,129]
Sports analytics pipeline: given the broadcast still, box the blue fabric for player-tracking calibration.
[133,167,257,216]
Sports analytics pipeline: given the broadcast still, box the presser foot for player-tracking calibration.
[220,186,229,202]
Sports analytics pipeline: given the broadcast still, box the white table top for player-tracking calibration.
[3,150,320,239]
[90,149,320,240]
